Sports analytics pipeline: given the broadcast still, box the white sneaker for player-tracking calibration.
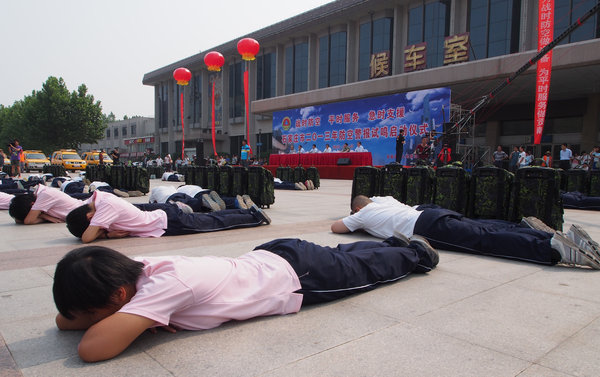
[567,224,600,260]
[235,195,248,209]
[551,232,600,269]
[169,200,193,214]
[209,191,226,210]
[520,216,555,234]
[201,194,221,212]
[294,182,303,190]
[297,182,307,190]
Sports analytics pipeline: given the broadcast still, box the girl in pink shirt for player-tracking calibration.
[53,235,437,362]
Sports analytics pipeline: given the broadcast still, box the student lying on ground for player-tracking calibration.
[53,234,438,362]
[331,195,600,270]
[65,190,271,243]
[149,184,255,212]
[9,185,85,224]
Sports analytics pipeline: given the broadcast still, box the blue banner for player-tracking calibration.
[272,87,451,166]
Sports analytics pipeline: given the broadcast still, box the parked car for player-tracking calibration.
[81,151,113,166]
[50,149,87,172]
[23,150,50,172]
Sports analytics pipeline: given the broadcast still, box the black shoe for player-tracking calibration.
[383,231,410,247]
[409,235,439,271]
[250,204,271,225]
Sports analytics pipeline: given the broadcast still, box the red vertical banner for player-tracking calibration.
[244,68,252,153]
[534,0,554,144]
[211,82,217,156]
[180,91,185,160]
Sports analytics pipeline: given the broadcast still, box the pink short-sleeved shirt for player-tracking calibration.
[119,250,303,330]
[0,192,14,210]
[31,185,84,221]
[89,190,168,237]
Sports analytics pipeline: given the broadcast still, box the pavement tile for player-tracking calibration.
[260,322,531,377]
[409,284,600,362]
[538,316,600,377]
[0,268,53,293]
[143,300,398,376]
[516,364,576,377]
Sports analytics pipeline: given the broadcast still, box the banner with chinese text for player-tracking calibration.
[534,0,554,144]
[272,87,451,166]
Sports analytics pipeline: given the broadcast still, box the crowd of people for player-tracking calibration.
[501,144,600,172]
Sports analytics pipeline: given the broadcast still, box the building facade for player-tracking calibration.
[142,0,600,165]
[80,117,155,160]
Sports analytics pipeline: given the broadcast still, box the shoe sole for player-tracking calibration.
[242,194,256,208]
[391,231,410,247]
[521,217,555,234]
[554,232,600,269]
[209,191,226,210]
[569,224,600,259]
[250,204,271,225]
[201,195,221,212]
[409,234,439,269]
[236,195,248,209]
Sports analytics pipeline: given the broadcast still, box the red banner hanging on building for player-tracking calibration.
[534,0,554,144]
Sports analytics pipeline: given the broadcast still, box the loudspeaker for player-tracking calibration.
[196,142,204,164]
[337,158,351,165]
[443,122,457,148]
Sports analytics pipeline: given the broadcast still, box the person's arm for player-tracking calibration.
[40,212,63,223]
[81,225,108,243]
[106,230,130,239]
[56,312,97,331]
[331,219,351,233]
[77,312,155,362]
[23,209,46,224]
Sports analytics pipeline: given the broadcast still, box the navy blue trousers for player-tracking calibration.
[274,181,297,190]
[413,208,560,265]
[134,203,263,236]
[561,191,600,210]
[254,238,434,305]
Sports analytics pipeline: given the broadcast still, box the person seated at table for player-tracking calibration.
[297,145,306,154]
[354,142,367,152]
[341,143,350,152]
[308,144,319,153]
[323,144,332,153]
[288,145,295,154]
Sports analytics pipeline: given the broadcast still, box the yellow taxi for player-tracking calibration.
[23,150,50,172]
[81,150,113,166]
[51,149,87,171]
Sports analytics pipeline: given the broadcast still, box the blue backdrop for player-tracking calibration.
[272,87,451,166]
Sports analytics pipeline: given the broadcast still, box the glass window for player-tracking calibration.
[469,0,520,60]
[114,127,119,137]
[106,129,110,138]
[319,31,347,88]
[131,124,136,136]
[257,52,276,99]
[285,43,309,94]
[408,1,449,68]
[555,0,598,45]
[192,75,202,124]
[158,84,169,129]
[358,17,393,81]
[228,61,244,118]
[122,126,127,136]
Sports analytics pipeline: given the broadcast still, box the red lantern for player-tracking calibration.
[173,67,191,86]
[204,51,225,72]
[237,38,260,61]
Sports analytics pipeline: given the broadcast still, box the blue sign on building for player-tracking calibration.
[272,87,451,166]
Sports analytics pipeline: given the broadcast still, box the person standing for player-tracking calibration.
[492,146,508,169]
[110,148,120,165]
[509,146,520,172]
[240,140,251,168]
[395,129,405,164]
[9,139,23,178]
[542,150,553,168]
[0,148,5,171]
[99,150,104,165]
[559,143,573,170]
[415,137,431,162]
[517,146,527,168]
[591,146,600,170]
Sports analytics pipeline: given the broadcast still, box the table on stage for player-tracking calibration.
[269,152,372,166]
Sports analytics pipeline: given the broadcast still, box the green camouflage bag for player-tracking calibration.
[381,163,405,202]
[276,166,293,182]
[293,166,307,183]
[306,167,320,188]
[434,165,470,214]
[351,166,382,210]
[564,169,589,193]
[247,166,275,208]
[509,167,563,230]
[218,165,234,197]
[469,166,513,220]
[590,170,600,196]
[405,166,435,206]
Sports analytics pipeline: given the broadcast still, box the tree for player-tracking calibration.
[0,77,107,154]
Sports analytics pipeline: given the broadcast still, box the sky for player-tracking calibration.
[0,0,333,119]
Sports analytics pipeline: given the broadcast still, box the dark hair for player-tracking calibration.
[66,204,92,238]
[351,195,373,213]
[8,193,35,221]
[53,246,144,319]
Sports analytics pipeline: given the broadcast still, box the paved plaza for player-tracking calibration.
[1,177,599,377]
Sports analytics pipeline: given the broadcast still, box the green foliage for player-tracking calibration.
[0,76,107,155]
